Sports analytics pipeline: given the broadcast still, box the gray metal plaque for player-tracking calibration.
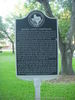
[16,10,58,75]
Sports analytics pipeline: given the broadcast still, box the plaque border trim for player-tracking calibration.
[15,10,59,80]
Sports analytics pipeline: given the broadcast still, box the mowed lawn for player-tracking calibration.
[0,52,75,100]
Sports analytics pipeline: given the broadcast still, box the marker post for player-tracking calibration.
[34,79,41,100]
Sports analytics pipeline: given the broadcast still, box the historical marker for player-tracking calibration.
[16,10,58,77]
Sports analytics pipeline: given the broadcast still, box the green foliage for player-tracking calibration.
[50,1,61,17]
[23,1,43,15]
[0,46,3,49]
[0,16,6,32]
[57,0,72,12]
[50,0,72,42]
[5,15,15,37]
[0,16,14,45]
[10,33,14,41]
[0,32,5,39]
[58,10,71,42]
[5,16,14,30]
[59,18,70,42]
[50,0,71,42]
[0,16,7,40]
[0,16,3,30]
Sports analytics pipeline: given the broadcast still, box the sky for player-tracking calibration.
[0,0,26,18]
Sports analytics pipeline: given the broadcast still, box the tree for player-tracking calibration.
[35,0,75,75]
[0,16,14,53]
[0,32,5,39]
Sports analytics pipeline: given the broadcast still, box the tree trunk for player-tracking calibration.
[12,42,14,54]
[60,43,74,75]
[4,31,15,54]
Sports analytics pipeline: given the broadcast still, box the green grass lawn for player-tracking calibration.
[0,52,75,100]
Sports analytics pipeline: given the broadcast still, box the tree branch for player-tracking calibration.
[36,0,53,17]
[3,30,14,43]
